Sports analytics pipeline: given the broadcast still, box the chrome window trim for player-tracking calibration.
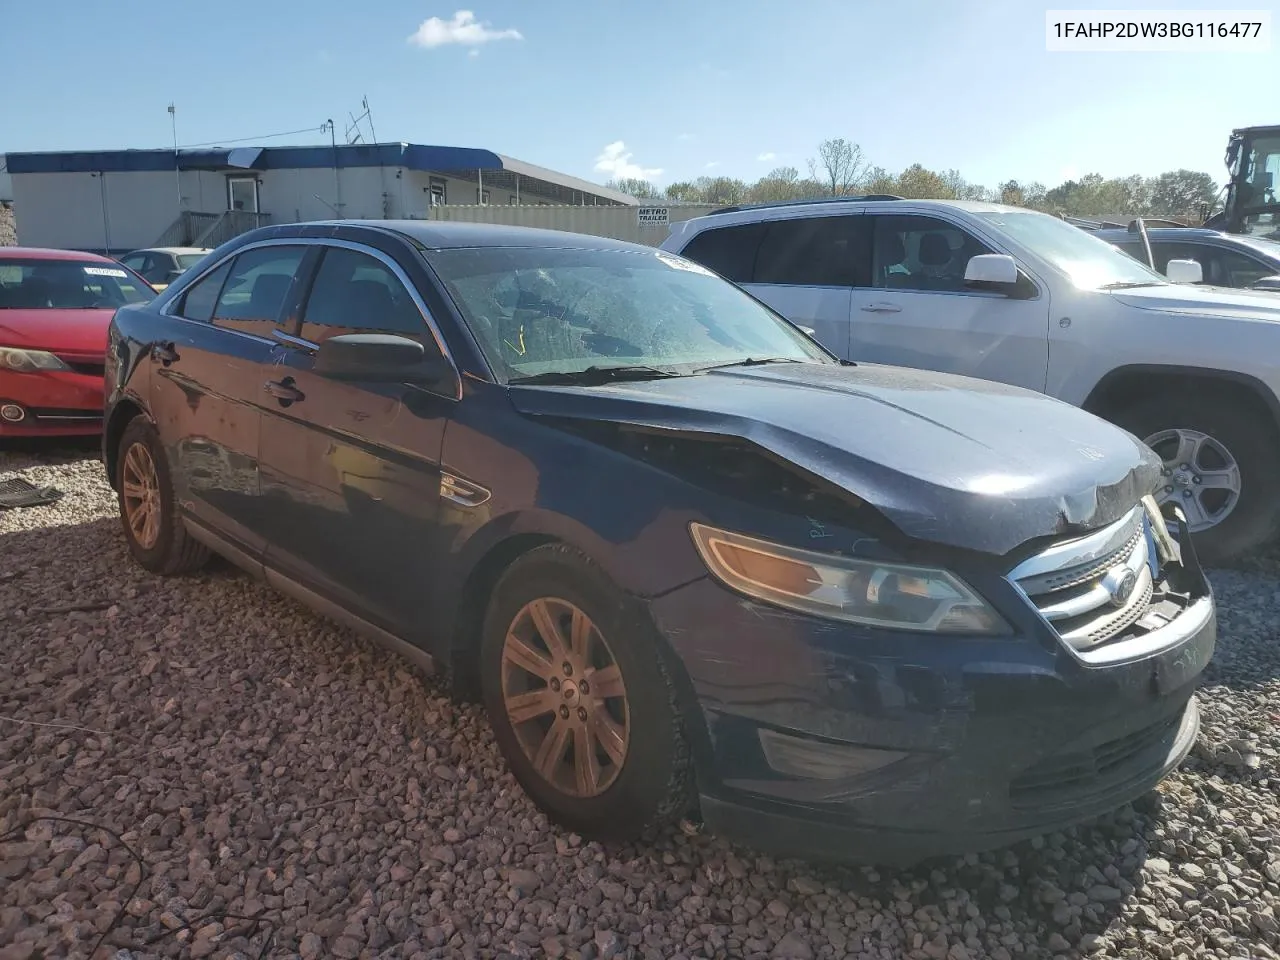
[159,236,465,400]
[272,329,319,350]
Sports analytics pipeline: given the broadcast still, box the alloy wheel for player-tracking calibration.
[500,597,630,797]
[1144,427,1242,532]
[121,441,162,549]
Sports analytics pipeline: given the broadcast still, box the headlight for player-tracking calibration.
[690,522,1010,634]
[0,347,69,372]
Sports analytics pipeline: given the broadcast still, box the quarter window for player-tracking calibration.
[677,222,766,283]
[176,261,232,323]
[298,247,426,346]
[211,246,308,337]
[872,215,995,292]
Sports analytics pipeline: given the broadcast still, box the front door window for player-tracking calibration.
[228,178,259,213]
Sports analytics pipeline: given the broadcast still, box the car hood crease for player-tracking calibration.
[510,363,1162,556]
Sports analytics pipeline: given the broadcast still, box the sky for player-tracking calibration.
[2,0,1276,193]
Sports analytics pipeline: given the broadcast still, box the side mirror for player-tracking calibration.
[1165,259,1203,284]
[1250,274,1280,292]
[314,333,446,383]
[964,253,1020,289]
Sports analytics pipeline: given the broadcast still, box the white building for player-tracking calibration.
[3,142,637,254]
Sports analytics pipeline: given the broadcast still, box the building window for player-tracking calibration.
[475,189,491,206]
[429,177,447,207]
[507,195,518,205]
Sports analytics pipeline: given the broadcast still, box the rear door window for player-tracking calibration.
[754,215,866,287]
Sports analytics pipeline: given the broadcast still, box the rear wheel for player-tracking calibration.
[116,417,210,575]
[1112,393,1280,564]
[479,545,693,840]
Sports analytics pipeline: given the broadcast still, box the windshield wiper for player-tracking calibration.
[508,364,681,386]
[1100,281,1165,290]
[694,357,807,373]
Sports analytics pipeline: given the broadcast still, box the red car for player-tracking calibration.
[0,247,155,437]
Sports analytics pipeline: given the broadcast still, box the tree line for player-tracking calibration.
[607,138,1222,223]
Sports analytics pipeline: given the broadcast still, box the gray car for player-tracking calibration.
[1093,227,1280,291]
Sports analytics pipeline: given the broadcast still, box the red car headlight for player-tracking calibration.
[0,348,71,372]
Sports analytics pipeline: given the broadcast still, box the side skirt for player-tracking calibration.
[182,517,437,676]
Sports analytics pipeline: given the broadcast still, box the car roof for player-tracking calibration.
[1092,227,1230,242]
[0,246,116,262]
[285,219,652,254]
[670,197,1027,236]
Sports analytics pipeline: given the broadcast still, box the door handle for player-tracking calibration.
[152,342,179,365]
[860,303,902,314]
[264,377,305,404]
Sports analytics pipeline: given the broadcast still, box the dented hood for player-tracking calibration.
[509,361,1162,556]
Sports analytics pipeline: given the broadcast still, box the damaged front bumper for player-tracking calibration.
[647,511,1215,867]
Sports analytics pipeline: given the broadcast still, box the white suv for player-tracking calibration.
[661,197,1280,562]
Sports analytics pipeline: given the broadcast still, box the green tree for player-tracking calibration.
[943,169,989,202]
[999,180,1026,206]
[605,177,660,199]
[1150,169,1219,220]
[861,165,898,195]
[748,166,813,203]
[694,176,748,205]
[896,164,954,199]
[665,181,703,203]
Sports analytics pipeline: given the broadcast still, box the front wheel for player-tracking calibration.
[1112,393,1280,564]
[479,544,694,840]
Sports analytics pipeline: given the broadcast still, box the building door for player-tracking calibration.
[227,177,259,213]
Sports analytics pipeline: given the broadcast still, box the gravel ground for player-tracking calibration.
[1,205,16,247]
[2,445,1279,960]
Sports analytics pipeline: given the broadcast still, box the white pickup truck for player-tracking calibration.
[661,198,1280,562]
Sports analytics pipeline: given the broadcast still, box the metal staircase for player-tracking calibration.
[152,210,270,248]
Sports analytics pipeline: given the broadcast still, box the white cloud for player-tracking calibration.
[677,133,695,142]
[757,152,776,162]
[408,10,523,49]
[704,161,721,169]
[594,141,663,181]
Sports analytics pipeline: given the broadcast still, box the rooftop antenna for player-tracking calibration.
[345,114,363,145]
[167,102,182,210]
[344,96,378,145]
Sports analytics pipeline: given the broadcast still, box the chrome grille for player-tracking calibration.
[1011,506,1157,653]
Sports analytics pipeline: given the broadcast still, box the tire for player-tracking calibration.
[479,544,694,840]
[1111,392,1280,564]
[116,416,211,575]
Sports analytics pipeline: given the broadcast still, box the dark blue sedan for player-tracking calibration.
[101,221,1214,865]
